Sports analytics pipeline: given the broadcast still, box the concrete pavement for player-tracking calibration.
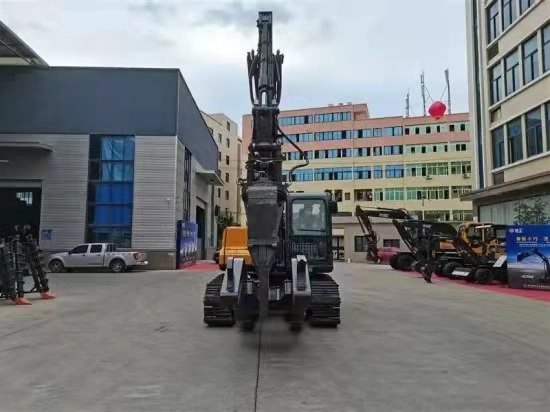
[0,263,549,412]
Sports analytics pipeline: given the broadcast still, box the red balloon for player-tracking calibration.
[428,101,447,119]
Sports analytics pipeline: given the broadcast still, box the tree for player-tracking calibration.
[513,198,550,224]
[216,212,236,244]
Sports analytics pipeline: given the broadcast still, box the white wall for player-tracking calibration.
[132,135,177,250]
[190,157,216,251]
[0,134,89,250]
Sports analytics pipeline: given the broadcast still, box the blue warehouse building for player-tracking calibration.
[0,21,222,269]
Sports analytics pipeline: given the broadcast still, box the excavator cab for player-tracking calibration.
[287,192,336,273]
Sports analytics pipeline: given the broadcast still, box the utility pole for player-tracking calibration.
[405,90,410,117]
[420,72,426,116]
[444,68,452,114]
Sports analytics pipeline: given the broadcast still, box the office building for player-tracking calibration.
[462,0,550,222]
[242,103,474,260]
[202,113,243,225]
[0,21,221,269]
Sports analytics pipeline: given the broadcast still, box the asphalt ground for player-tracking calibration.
[0,263,549,412]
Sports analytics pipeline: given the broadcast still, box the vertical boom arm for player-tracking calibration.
[241,12,286,320]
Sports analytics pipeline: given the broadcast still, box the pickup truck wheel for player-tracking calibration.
[110,259,126,273]
[48,259,64,273]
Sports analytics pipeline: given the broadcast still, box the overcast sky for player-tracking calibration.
[1,0,469,131]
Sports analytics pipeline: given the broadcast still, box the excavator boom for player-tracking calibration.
[355,205,411,263]
[241,11,287,320]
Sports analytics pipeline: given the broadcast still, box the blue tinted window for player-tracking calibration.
[87,135,135,247]
[385,165,404,178]
[313,112,352,123]
[373,166,383,179]
[353,166,371,179]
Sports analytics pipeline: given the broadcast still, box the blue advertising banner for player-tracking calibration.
[177,220,198,268]
[506,225,550,290]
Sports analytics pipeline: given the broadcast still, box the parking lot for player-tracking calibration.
[1,263,549,412]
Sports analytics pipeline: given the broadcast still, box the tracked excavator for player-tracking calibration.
[411,221,508,285]
[355,205,457,272]
[202,11,341,332]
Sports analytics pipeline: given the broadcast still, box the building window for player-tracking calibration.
[491,126,505,169]
[225,155,230,166]
[505,50,520,95]
[543,24,550,73]
[226,121,230,131]
[354,236,368,252]
[344,192,350,201]
[519,0,534,14]
[489,63,503,104]
[218,151,221,161]
[354,189,373,201]
[525,107,543,157]
[225,190,229,200]
[385,165,404,178]
[546,103,550,150]
[225,173,229,183]
[451,185,472,199]
[384,188,404,201]
[501,0,517,31]
[487,1,500,43]
[208,127,213,135]
[522,35,539,84]
[452,210,474,222]
[506,117,523,164]
[87,135,135,247]
[383,239,400,248]
[217,188,221,198]
[450,161,472,175]
[218,133,222,144]
[226,138,230,148]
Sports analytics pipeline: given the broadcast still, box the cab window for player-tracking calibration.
[71,245,89,254]
[291,199,327,235]
[90,244,103,253]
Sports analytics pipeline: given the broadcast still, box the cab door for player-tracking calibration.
[86,244,105,266]
[65,244,90,267]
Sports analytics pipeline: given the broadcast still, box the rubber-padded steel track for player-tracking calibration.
[203,273,235,327]
[308,274,341,327]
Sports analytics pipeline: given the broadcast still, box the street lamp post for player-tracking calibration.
[421,195,426,220]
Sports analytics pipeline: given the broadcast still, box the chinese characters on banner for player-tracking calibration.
[177,221,198,268]
[506,225,550,290]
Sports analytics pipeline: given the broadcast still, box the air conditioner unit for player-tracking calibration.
[463,173,470,178]
[426,175,432,180]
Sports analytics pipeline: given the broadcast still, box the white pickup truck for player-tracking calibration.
[47,243,148,273]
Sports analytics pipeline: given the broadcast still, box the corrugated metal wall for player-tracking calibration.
[132,135,177,250]
[0,134,89,250]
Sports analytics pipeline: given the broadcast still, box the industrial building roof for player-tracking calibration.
[0,20,47,66]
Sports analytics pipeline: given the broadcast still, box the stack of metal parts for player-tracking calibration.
[0,232,55,305]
